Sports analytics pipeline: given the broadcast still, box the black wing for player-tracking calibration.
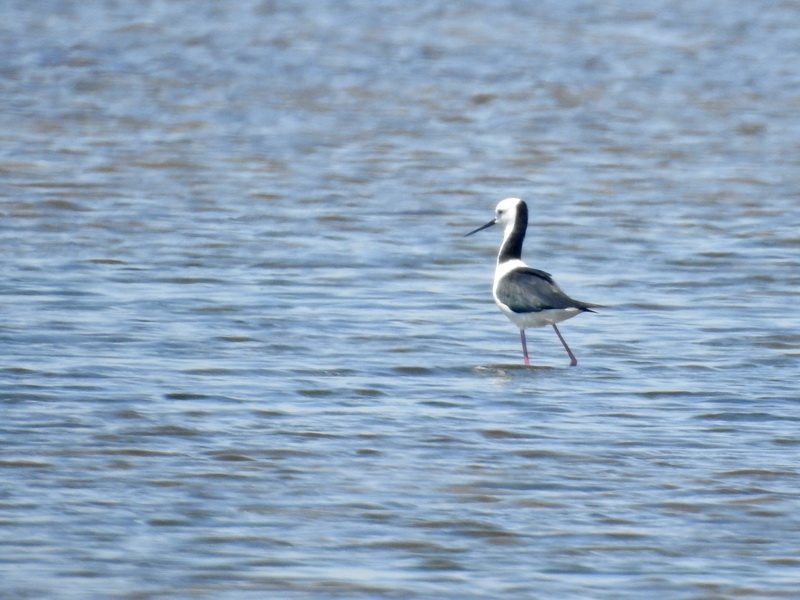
[497,267,593,314]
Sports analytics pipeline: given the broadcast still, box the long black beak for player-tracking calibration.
[464,219,496,237]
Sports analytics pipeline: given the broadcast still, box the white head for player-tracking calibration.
[494,197,524,230]
[465,197,527,237]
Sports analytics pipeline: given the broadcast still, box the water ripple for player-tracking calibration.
[3,1,800,599]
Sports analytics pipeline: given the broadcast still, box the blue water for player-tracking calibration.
[2,1,800,598]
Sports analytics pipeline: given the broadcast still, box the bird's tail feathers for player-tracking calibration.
[579,302,603,313]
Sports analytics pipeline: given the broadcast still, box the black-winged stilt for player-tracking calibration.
[465,197,596,366]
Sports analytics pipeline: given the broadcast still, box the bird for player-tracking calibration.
[465,197,596,366]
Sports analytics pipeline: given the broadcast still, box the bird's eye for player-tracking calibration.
[497,210,504,216]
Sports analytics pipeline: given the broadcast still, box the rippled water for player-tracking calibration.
[2,1,800,598]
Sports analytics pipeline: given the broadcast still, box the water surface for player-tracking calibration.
[2,1,800,598]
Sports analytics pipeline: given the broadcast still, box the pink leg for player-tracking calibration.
[552,324,577,366]
[520,329,530,365]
